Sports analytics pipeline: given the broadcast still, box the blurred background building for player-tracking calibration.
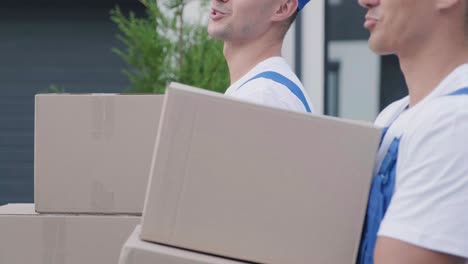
[0,0,142,204]
[0,0,407,205]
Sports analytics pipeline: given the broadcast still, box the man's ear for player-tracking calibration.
[436,0,461,10]
[271,0,298,22]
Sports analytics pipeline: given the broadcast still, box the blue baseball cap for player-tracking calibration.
[298,0,310,11]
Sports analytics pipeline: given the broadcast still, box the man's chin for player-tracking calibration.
[207,28,228,41]
[207,25,218,37]
[368,37,394,56]
[207,31,223,40]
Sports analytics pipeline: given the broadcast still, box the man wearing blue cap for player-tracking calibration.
[357,0,468,263]
[208,0,313,113]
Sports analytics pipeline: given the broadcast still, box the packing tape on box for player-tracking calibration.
[90,96,116,212]
[92,96,115,140]
[42,217,67,264]
[91,180,115,212]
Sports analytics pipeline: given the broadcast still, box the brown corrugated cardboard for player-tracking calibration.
[35,94,163,214]
[0,204,140,264]
[140,83,382,264]
[119,226,246,264]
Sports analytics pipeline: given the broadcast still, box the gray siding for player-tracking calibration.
[0,3,140,205]
[327,1,368,41]
[326,1,408,110]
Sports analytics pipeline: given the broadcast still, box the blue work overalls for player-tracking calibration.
[237,71,312,113]
[358,87,468,264]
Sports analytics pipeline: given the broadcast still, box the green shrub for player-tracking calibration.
[111,0,229,94]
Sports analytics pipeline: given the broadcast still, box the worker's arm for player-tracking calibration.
[373,107,468,264]
[374,236,466,264]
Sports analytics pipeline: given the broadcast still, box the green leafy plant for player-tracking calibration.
[111,0,229,94]
[38,84,66,94]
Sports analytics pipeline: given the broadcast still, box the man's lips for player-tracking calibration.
[210,8,229,21]
[364,14,379,30]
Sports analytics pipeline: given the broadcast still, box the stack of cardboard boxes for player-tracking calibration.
[0,84,381,263]
[0,94,164,263]
[120,226,248,264]
[118,83,383,264]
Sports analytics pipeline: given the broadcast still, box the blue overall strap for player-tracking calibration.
[358,134,400,264]
[237,71,312,113]
[448,87,468,96]
[357,86,468,264]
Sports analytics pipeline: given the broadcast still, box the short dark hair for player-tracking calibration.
[280,10,299,38]
[286,10,299,30]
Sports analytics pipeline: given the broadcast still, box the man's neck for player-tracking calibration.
[224,35,283,85]
[398,28,468,107]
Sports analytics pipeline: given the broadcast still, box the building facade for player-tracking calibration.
[0,0,142,204]
[0,0,407,204]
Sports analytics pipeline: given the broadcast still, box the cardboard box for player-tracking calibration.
[0,204,140,264]
[140,83,382,264]
[35,94,163,214]
[120,226,246,264]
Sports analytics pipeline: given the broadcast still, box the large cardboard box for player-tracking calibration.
[0,204,140,264]
[120,226,246,264]
[140,83,382,264]
[35,94,163,214]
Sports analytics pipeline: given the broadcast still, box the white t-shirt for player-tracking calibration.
[375,64,468,260]
[224,57,314,113]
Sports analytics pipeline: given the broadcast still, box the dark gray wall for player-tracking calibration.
[327,1,368,41]
[0,1,142,205]
[380,55,408,110]
[326,1,408,111]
